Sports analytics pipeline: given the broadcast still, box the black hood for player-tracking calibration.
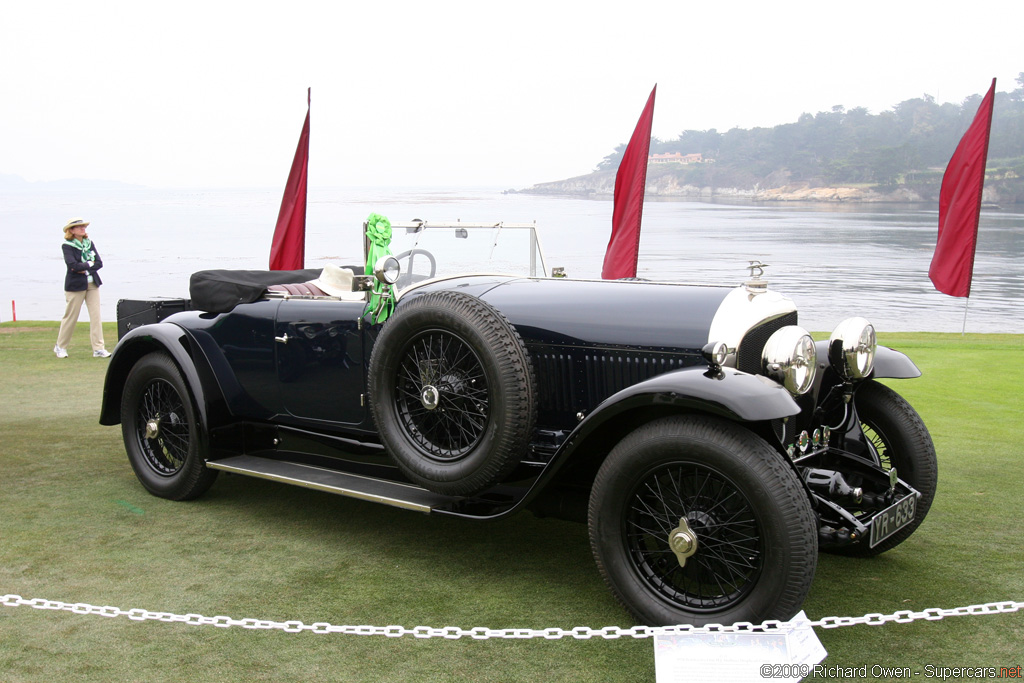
[468,277,731,353]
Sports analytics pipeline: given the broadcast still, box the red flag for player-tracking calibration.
[602,85,656,280]
[929,79,996,297]
[269,88,310,270]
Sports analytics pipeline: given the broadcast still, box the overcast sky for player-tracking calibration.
[2,0,1020,190]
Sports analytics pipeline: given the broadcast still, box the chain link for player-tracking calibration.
[2,594,1021,640]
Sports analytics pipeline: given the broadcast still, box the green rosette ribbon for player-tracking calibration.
[364,213,394,323]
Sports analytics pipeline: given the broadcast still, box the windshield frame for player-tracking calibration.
[364,221,550,291]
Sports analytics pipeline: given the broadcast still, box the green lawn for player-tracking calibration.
[1,323,1022,682]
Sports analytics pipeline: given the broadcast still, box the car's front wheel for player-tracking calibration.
[588,415,818,626]
[833,380,937,557]
[121,352,217,500]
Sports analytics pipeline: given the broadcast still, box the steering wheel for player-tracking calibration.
[393,248,437,286]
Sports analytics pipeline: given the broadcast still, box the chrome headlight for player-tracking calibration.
[762,326,817,395]
[828,317,876,380]
[374,255,401,285]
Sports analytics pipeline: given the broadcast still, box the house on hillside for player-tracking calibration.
[650,152,703,164]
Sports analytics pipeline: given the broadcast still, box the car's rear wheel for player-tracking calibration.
[368,291,536,496]
[833,380,937,557]
[121,352,217,500]
[588,415,818,626]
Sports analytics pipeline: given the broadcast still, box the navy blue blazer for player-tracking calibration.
[63,241,104,291]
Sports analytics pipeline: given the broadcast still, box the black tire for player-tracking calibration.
[368,291,536,496]
[834,380,937,557]
[588,415,818,626]
[121,352,217,500]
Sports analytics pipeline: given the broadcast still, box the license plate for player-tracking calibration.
[869,493,919,547]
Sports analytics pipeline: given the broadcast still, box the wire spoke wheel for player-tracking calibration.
[626,463,762,611]
[861,421,892,470]
[395,330,490,461]
[589,415,817,626]
[121,352,217,500]
[368,291,536,496]
[134,378,191,476]
[828,380,938,557]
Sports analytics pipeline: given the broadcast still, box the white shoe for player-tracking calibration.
[54,345,68,358]
[93,349,111,358]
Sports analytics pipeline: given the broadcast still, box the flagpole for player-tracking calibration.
[961,298,969,336]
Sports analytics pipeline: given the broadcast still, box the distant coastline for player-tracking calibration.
[514,81,1024,205]
[0,173,144,191]
[510,170,1015,204]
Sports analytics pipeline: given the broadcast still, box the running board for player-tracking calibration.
[206,455,450,513]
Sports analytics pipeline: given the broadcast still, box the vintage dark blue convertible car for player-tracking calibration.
[100,220,937,627]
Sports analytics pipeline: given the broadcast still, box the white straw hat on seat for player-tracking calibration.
[307,265,364,300]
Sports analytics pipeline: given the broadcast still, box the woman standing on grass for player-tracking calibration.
[54,217,110,358]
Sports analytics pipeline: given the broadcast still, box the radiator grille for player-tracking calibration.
[737,312,798,375]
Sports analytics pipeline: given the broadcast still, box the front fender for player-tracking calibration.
[814,341,922,380]
[871,345,922,379]
[552,366,798,469]
[99,323,221,429]
[578,365,801,427]
[508,366,800,519]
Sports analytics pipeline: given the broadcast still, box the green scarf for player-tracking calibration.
[69,237,96,263]
[364,213,394,324]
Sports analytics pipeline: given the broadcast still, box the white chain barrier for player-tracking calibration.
[2,594,1021,639]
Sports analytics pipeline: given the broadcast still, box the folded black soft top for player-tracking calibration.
[189,268,323,314]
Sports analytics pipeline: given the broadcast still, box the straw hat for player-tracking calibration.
[63,217,90,233]
[308,265,363,300]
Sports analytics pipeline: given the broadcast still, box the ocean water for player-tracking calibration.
[3,185,1022,334]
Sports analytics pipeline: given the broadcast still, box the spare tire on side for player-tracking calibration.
[368,291,536,496]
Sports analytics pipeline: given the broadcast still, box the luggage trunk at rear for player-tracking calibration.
[116,298,192,339]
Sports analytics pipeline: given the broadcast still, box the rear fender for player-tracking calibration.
[99,323,223,431]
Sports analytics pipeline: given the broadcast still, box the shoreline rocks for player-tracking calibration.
[510,167,1021,204]
[509,174,934,203]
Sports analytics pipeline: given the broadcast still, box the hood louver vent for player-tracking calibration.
[533,350,698,415]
